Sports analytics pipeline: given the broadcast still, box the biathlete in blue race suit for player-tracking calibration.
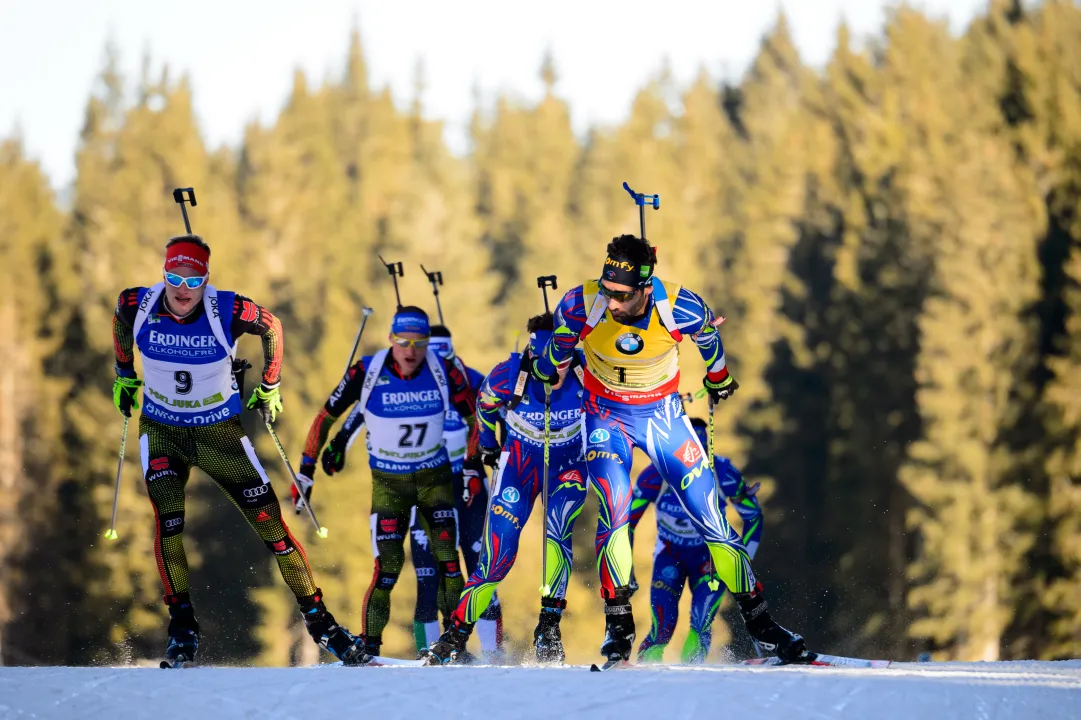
[528,234,807,664]
[631,417,763,664]
[426,312,589,665]
[410,326,504,660]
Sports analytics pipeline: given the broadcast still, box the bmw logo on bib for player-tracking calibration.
[616,332,644,355]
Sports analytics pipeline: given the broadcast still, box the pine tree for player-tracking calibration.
[896,5,1043,661]
[0,136,66,663]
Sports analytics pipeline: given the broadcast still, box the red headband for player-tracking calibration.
[164,242,209,274]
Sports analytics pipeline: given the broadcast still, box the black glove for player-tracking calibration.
[703,373,739,401]
[529,357,559,385]
[479,445,501,469]
[321,436,347,476]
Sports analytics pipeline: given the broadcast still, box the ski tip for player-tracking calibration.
[589,664,602,672]
[159,660,170,669]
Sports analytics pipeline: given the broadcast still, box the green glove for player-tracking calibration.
[247,384,283,423]
[113,376,143,417]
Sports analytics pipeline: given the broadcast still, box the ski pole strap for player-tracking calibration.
[506,352,531,410]
[604,603,632,615]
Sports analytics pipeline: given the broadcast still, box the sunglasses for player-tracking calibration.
[391,334,430,349]
[597,282,642,303]
[164,272,209,289]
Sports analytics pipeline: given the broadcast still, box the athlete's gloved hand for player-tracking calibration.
[529,358,559,386]
[479,445,501,469]
[462,461,486,508]
[703,372,739,401]
[321,435,347,476]
[734,480,761,504]
[247,383,283,423]
[113,376,143,418]
[291,471,314,514]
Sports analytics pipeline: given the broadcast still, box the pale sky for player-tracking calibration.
[1,0,988,190]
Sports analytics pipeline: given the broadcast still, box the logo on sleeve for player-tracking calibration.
[501,487,521,504]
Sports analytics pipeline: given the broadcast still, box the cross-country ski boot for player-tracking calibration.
[162,593,199,668]
[425,617,472,665]
[736,584,807,664]
[533,597,566,664]
[300,590,371,666]
[599,588,635,663]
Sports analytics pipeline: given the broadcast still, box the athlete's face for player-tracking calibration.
[390,332,428,374]
[601,280,652,324]
[163,266,206,317]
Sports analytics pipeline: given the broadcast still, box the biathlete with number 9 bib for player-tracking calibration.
[299,306,477,663]
[111,234,368,667]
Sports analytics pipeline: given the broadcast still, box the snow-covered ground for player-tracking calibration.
[1,660,1079,719]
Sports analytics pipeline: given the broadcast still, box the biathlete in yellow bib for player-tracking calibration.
[529,234,809,665]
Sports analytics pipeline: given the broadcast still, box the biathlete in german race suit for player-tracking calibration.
[528,234,807,664]
[298,306,476,662]
[410,326,505,659]
[426,312,589,665]
[631,417,764,664]
[111,234,367,666]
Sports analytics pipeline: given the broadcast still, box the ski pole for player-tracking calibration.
[420,265,445,325]
[104,416,129,540]
[344,307,375,375]
[706,394,720,592]
[622,182,659,241]
[263,421,328,539]
[378,256,405,309]
[173,188,197,234]
[540,382,553,595]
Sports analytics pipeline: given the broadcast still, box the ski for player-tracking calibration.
[368,655,428,667]
[159,658,195,669]
[590,658,632,672]
[742,652,891,669]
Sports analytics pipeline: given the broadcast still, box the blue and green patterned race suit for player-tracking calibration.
[451,351,588,626]
[534,282,756,600]
[631,434,762,663]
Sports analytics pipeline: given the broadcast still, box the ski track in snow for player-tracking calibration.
[0,660,1078,720]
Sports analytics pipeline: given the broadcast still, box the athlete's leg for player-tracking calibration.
[583,400,637,598]
[415,464,465,627]
[193,418,318,600]
[455,468,503,655]
[642,397,755,595]
[637,539,685,663]
[139,417,195,602]
[362,470,415,648]
[543,461,589,601]
[683,548,725,664]
[452,441,539,624]
[408,507,440,652]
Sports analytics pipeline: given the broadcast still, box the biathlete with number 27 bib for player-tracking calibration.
[112,234,368,667]
[299,306,476,663]
[529,234,809,664]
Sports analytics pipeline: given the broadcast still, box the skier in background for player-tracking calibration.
[299,306,475,662]
[426,312,589,665]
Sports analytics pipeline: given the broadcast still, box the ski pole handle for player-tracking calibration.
[264,422,328,539]
[172,187,197,234]
[537,275,558,314]
[622,182,659,210]
[105,416,129,540]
